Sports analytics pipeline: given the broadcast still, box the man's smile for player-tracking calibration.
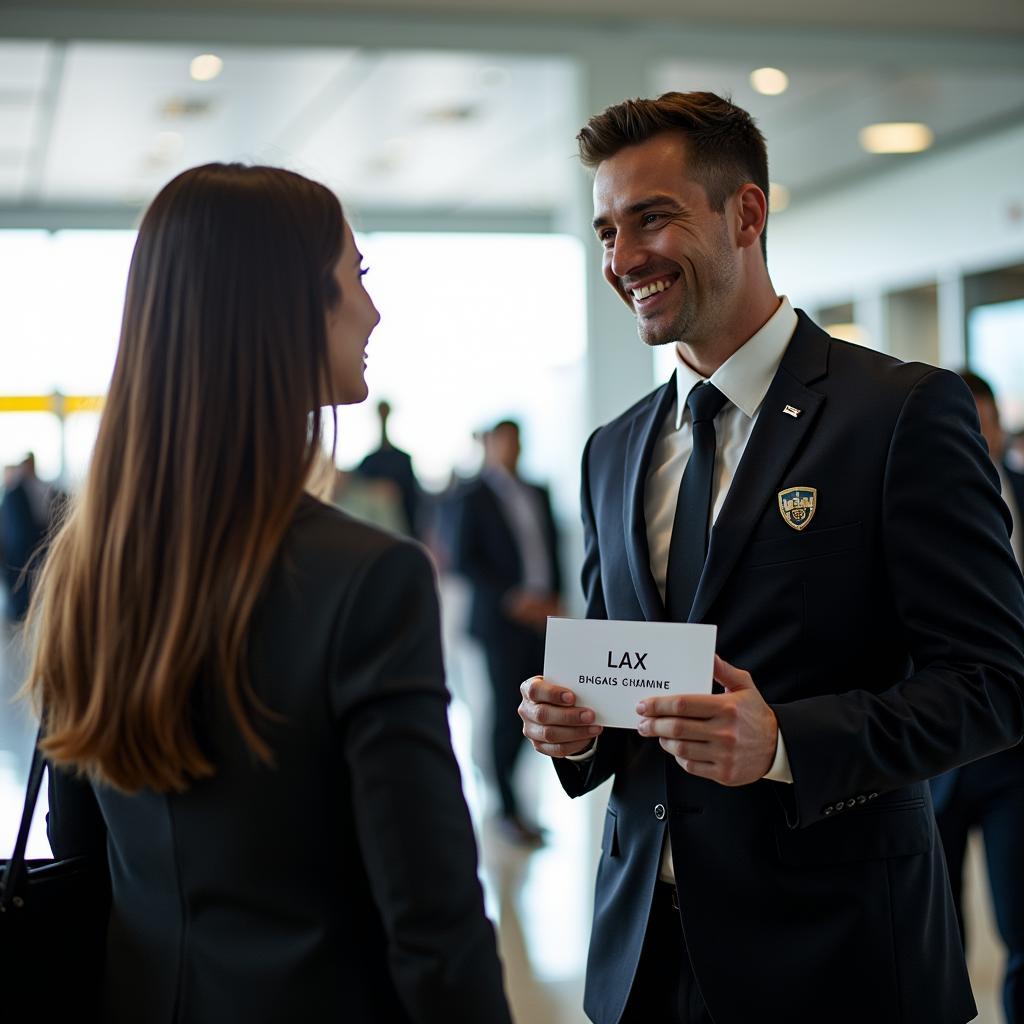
[624,272,680,311]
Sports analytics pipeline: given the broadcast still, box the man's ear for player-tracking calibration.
[734,184,767,251]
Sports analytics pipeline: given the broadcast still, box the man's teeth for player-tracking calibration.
[632,279,673,300]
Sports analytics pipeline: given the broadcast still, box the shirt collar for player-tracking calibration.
[673,295,798,428]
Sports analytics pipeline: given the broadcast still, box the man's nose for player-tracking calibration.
[609,230,647,281]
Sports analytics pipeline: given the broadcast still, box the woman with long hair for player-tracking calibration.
[25,163,511,1023]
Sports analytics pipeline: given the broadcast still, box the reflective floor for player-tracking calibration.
[0,596,1009,1024]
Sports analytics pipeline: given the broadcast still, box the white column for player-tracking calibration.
[937,271,967,369]
[556,41,657,435]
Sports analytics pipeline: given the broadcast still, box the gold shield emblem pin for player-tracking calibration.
[778,486,817,532]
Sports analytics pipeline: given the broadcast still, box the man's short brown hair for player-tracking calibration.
[577,91,770,257]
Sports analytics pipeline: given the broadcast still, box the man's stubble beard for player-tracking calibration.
[635,239,738,350]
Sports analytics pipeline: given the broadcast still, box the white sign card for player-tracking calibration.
[543,617,717,729]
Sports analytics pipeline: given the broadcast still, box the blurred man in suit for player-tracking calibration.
[518,91,1024,1023]
[1,453,63,621]
[930,369,1024,1023]
[457,420,562,846]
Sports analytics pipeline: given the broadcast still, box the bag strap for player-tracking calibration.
[0,725,46,909]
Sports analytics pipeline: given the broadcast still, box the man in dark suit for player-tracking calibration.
[456,419,562,845]
[518,92,1024,1023]
[1,453,62,621]
[930,370,1024,1023]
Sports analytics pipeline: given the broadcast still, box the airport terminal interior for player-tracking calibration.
[1,0,1023,1020]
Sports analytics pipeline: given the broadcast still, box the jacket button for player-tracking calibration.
[824,805,833,815]
[654,803,666,820]
[846,798,856,808]
[857,795,866,804]
[868,792,878,800]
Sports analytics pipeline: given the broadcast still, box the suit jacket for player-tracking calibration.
[47,496,511,1024]
[556,312,1024,1024]
[357,444,421,536]
[455,474,561,643]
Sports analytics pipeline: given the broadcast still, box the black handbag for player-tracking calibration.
[0,729,109,1022]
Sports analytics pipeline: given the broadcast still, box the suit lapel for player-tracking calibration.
[623,374,678,622]
[689,314,830,624]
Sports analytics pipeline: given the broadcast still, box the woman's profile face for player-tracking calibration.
[326,219,380,405]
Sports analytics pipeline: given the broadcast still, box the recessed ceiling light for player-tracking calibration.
[859,122,934,154]
[161,97,215,120]
[750,67,789,96]
[422,104,478,124]
[769,182,790,213]
[190,54,223,83]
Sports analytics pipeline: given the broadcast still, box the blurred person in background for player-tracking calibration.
[455,419,562,846]
[356,399,422,537]
[1,452,65,622]
[24,163,511,1024]
[930,369,1024,1023]
[1007,430,1024,475]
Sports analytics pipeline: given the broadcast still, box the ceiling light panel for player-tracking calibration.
[294,51,576,210]
[750,67,789,96]
[190,54,223,83]
[859,122,934,153]
[0,107,39,151]
[0,41,52,92]
[654,59,1024,201]
[39,42,359,203]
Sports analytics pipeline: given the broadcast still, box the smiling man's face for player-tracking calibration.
[592,131,740,349]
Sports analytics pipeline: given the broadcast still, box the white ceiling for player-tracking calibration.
[11,0,1024,34]
[0,40,578,215]
[0,16,1022,224]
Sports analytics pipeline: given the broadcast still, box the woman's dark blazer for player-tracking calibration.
[47,496,512,1024]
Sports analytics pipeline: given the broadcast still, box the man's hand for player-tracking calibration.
[519,676,603,757]
[635,655,777,786]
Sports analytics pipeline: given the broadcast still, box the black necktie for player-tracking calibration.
[665,382,729,621]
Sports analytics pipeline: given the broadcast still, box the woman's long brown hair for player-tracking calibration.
[24,163,344,793]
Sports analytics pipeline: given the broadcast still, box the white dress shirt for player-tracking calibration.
[571,296,799,884]
[482,466,553,595]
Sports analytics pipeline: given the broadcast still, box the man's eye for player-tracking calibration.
[642,213,664,226]
[598,230,615,244]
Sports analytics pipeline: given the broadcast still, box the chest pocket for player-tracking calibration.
[739,522,863,570]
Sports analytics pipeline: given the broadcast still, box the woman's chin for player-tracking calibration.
[330,373,369,406]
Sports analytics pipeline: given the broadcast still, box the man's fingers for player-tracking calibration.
[637,716,717,741]
[674,756,717,780]
[523,720,602,746]
[636,694,717,719]
[713,654,755,692]
[517,675,603,758]
[520,675,576,707]
[521,700,595,727]
[657,737,711,761]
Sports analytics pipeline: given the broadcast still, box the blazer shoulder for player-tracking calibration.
[285,495,433,592]
[818,336,969,417]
